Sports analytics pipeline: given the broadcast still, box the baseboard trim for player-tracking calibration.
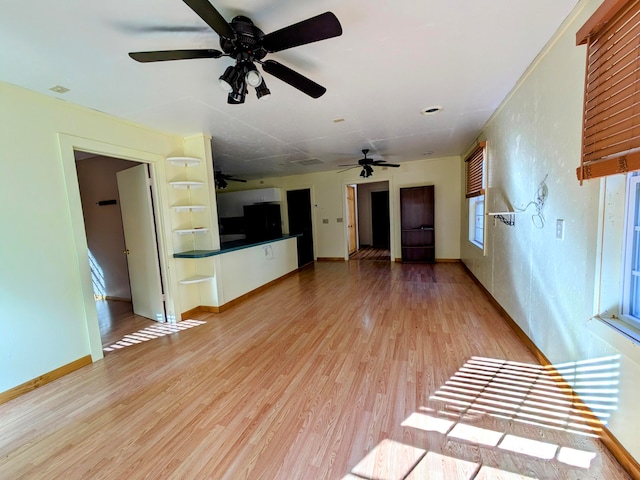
[394,259,461,263]
[0,355,92,406]
[316,257,346,262]
[461,262,640,479]
[181,268,301,319]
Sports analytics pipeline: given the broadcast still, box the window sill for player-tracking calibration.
[595,315,640,346]
[588,316,640,367]
[469,240,484,251]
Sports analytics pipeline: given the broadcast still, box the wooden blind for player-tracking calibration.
[465,142,485,198]
[577,0,640,181]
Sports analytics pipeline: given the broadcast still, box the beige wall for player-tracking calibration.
[461,0,640,460]
[224,155,462,261]
[0,82,184,392]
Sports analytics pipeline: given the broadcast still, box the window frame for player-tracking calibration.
[468,195,485,249]
[620,174,640,333]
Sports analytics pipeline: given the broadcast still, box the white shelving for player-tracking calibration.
[168,155,213,287]
[178,275,213,285]
[174,227,209,235]
[169,180,204,189]
[172,205,206,212]
[168,156,202,167]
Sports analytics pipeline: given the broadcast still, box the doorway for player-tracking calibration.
[286,188,314,267]
[348,181,391,261]
[371,190,390,249]
[75,152,166,349]
[347,185,357,255]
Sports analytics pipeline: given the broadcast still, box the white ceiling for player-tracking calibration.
[0,0,578,179]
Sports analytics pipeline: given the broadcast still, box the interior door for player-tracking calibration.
[286,188,314,267]
[347,185,357,255]
[371,190,390,249]
[116,164,166,322]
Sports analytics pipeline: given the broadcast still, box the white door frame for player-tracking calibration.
[58,134,175,362]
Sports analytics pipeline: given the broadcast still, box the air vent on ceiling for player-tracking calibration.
[294,158,324,166]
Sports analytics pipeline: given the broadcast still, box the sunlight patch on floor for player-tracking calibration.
[103,319,206,352]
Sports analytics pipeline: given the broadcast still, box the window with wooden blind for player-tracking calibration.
[465,142,486,249]
[465,142,486,197]
[576,0,640,182]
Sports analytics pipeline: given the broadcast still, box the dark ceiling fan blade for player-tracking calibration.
[262,12,342,53]
[261,60,326,98]
[129,49,223,62]
[182,0,234,38]
[337,165,361,173]
[228,177,247,182]
[372,160,400,167]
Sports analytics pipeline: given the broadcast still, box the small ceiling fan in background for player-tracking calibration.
[128,0,342,104]
[338,149,401,178]
[214,171,247,189]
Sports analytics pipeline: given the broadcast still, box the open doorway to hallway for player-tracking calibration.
[347,181,391,261]
[75,151,165,350]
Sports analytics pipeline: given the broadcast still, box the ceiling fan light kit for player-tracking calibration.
[214,171,248,189]
[129,0,342,104]
[339,149,401,177]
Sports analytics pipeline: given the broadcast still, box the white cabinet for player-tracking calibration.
[216,188,282,217]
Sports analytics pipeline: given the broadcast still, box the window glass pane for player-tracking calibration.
[630,274,640,319]
[469,196,484,247]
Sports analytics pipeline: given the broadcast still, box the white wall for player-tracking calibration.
[224,156,461,261]
[0,82,184,393]
[461,0,640,460]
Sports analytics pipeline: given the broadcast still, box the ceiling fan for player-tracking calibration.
[338,149,401,178]
[128,0,342,103]
[215,171,247,189]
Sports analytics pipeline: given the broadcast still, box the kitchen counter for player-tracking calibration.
[173,234,301,259]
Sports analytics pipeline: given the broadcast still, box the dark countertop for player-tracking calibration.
[173,234,300,258]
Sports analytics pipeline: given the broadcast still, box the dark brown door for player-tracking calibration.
[371,190,390,249]
[400,185,435,262]
[287,189,314,267]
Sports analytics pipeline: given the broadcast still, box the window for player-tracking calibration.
[469,196,485,248]
[465,142,486,248]
[576,0,640,182]
[622,174,640,331]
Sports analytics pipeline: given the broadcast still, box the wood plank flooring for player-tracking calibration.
[349,246,390,261]
[96,299,157,348]
[0,262,631,479]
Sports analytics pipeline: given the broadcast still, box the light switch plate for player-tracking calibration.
[556,219,564,239]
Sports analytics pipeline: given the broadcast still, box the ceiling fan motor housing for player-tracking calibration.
[220,16,268,61]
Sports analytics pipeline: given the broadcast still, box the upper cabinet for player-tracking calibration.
[217,188,282,218]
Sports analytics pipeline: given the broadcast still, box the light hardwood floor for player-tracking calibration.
[96,298,157,348]
[0,262,631,479]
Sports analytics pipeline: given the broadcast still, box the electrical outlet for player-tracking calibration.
[337,218,343,223]
[556,219,565,239]
[323,218,329,224]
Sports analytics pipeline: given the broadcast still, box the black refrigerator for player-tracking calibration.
[244,203,282,241]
